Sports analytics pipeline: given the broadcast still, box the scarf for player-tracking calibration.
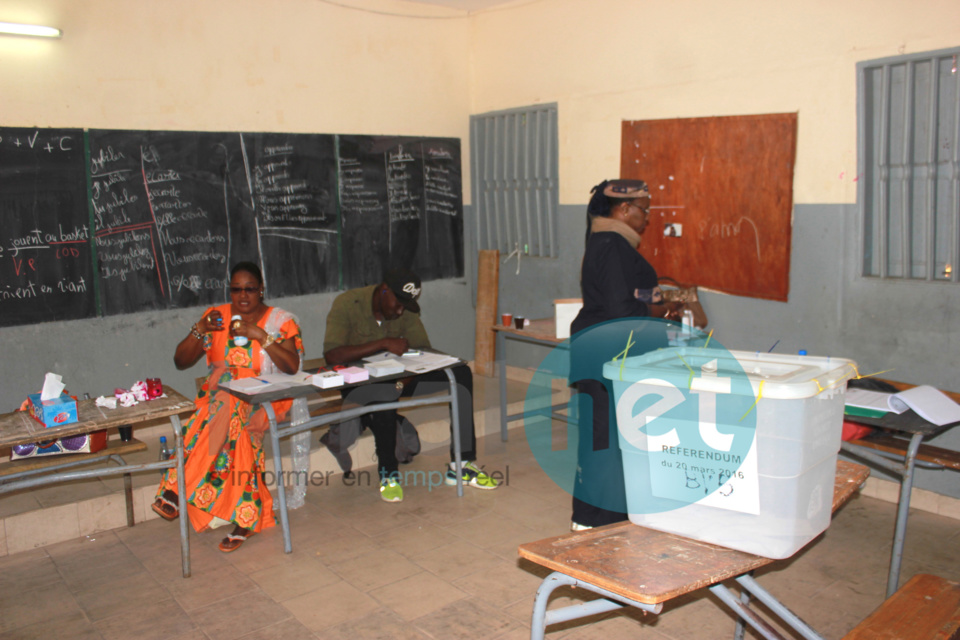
[589,214,641,248]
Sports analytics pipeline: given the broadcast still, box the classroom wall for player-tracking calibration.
[0,0,475,409]
[465,0,960,497]
[3,0,960,499]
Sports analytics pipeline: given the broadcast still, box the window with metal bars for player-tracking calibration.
[858,47,960,281]
[470,104,559,258]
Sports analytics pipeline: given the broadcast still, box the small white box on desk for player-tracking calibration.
[554,298,582,339]
[603,347,856,559]
[365,359,405,377]
[311,371,344,389]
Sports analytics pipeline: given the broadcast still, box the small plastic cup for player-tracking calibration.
[501,313,513,327]
[514,316,526,330]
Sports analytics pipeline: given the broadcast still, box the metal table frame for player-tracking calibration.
[842,428,949,597]
[0,391,195,578]
[231,365,463,554]
[520,460,870,640]
[494,319,569,441]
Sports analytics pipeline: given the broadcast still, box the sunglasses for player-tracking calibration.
[229,286,261,295]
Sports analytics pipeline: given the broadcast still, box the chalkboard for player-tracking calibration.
[0,128,95,327]
[0,127,463,327]
[620,114,797,301]
[338,136,464,288]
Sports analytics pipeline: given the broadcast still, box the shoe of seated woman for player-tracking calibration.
[218,527,253,553]
[151,492,179,521]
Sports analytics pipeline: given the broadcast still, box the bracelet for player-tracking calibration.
[190,324,204,340]
[261,334,276,349]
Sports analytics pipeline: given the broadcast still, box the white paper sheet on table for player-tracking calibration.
[397,352,460,374]
[361,350,459,374]
[888,385,960,426]
[220,371,311,395]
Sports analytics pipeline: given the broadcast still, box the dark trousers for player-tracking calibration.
[571,379,628,527]
[344,364,476,480]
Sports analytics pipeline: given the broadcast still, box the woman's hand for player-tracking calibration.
[650,302,684,321]
[229,317,266,343]
[200,310,224,333]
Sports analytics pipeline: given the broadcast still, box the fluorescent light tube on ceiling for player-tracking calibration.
[0,22,62,38]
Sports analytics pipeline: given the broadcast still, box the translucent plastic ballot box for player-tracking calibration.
[603,348,857,559]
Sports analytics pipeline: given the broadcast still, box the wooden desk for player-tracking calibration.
[0,389,196,577]
[518,459,870,640]
[224,360,465,554]
[493,318,566,441]
[841,380,960,598]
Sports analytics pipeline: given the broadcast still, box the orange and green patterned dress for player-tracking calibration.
[157,304,303,534]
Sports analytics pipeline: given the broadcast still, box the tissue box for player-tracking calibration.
[340,367,369,383]
[312,371,344,389]
[554,298,583,339]
[11,430,107,460]
[27,393,79,427]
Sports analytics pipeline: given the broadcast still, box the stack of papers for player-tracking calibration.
[846,385,960,426]
[219,372,311,395]
[363,350,461,375]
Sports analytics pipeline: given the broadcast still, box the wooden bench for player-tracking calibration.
[0,437,148,527]
[843,573,960,639]
[847,432,960,472]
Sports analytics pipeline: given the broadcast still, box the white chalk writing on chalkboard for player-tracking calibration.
[387,145,421,223]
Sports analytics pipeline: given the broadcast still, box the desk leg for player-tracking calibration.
[887,432,923,598]
[530,571,661,640]
[709,583,789,640]
[497,331,508,442]
[735,574,824,640]
[265,403,292,554]
[445,368,463,498]
[171,414,191,579]
[123,470,135,527]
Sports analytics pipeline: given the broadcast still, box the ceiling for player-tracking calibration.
[403,0,520,12]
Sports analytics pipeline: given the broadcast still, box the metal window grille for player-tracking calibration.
[858,47,960,281]
[470,104,559,258]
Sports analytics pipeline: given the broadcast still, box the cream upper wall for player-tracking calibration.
[3,0,471,145]
[3,0,958,207]
[468,0,960,204]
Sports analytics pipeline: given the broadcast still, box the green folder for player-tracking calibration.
[844,405,889,419]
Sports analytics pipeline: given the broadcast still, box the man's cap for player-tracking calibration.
[601,179,650,200]
[384,268,422,313]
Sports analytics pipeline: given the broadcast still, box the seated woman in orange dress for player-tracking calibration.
[153,261,303,552]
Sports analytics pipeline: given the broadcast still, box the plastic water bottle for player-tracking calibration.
[681,309,694,335]
[158,436,172,462]
[231,315,248,346]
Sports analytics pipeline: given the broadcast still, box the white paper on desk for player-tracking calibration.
[40,372,66,401]
[362,351,394,363]
[398,352,460,374]
[888,385,960,426]
[219,378,279,394]
[257,372,312,387]
[845,388,894,413]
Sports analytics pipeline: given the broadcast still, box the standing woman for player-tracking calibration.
[569,179,681,530]
[153,261,303,552]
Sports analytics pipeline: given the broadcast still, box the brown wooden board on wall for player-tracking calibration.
[620,113,797,302]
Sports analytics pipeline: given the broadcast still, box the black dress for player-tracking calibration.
[569,231,665,527]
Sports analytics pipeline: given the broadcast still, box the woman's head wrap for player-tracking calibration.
[585,179,650,242]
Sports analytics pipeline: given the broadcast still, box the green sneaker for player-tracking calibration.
[380,478,403,503]
[445,461,498,490]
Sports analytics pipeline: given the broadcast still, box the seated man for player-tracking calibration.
[323,267,498,502]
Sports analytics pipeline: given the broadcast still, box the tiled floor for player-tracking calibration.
[3,383,960,639]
